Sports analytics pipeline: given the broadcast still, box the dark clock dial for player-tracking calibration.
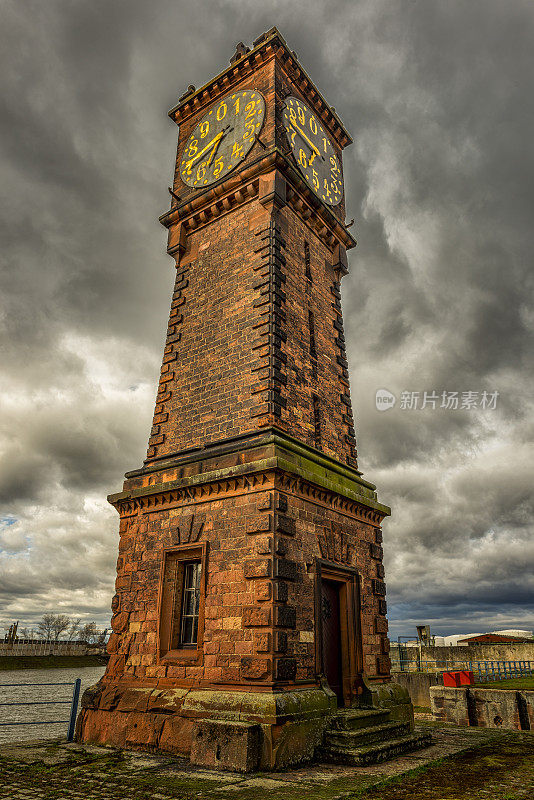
[282,96,343,206]
[179,90,265,188]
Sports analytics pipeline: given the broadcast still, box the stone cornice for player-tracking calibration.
[110,468,387,529]
[159,150,356,252]
[108,429,390,523]
[168,27,352,149]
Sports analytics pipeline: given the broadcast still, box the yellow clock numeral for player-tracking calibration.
[309,116,317,135]
[297,105,305,125]
[289,107,297,125]
[312,169,319,191]
[308,151,317,166]
[322,137,328,153]
[180,90,265,187]
[232,141,244,159]
[243,120,255,141]
[244,101,256,120]
[323,178,331,197]
[298,149,307,168]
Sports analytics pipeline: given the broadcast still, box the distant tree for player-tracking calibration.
[37,614,71,641]
[51,615,71,640]
[66,618,82,641]
[79,622,99,643]
[97,628,108,645]
[37,614,56,641]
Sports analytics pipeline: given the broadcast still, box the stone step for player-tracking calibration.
[318,732,433,767]
[327,708,391,731]
[326,721,411,748]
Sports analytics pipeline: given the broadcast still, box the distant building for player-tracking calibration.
[457,633,533,645]
[491,629,533,639]
[396,629,533,648]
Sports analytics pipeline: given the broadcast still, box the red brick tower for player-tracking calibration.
[78,28,421,770]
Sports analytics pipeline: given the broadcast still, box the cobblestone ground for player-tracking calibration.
[0,725,532,800]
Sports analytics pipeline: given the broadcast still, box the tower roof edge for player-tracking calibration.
[168,27,353,148]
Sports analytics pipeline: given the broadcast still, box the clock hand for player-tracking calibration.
[185,132,225,170]
[206,137,222,167]
[206,125,233,166]
[289,122,324,160]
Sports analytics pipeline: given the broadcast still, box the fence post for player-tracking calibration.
[67,678,81,742]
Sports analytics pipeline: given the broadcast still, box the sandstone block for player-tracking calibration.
[190,719,261,772]
[243,606,271,627]
[240,657,271,681]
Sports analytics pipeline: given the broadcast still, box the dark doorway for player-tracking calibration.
[321,579,343,705]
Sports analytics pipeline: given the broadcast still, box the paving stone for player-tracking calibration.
[0,726,524,800]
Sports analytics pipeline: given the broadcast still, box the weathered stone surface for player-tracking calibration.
[146,689,189,714]
[98,685,123,711]
[158,715,195,755]
[274,558,297,581]
[110,611,129,633]
[190,719,261,772]
[522,690,534,729]
[78,708,129,748]
[429,686,529,730]
[244,558,272,579]
[274,657,297,680]
[469,688,522,730]
[275,605,296,628]
[80,683,103,710]
[124,712,166,749]
[243,606,271,627]
[106,633,120,654]
[116,687,153,714]
[240,657,271,681]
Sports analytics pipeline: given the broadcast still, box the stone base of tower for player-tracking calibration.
[77,680,418,771]
[77,684,338,770]
[77,429,410,771]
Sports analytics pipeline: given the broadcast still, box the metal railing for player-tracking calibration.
[391,658,533,681]
[0,678,81,741]
[471,660,533,682]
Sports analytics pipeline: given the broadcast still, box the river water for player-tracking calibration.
[0,665,106,743]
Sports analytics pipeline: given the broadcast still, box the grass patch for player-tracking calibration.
[0,654,108,670]
[474,676,534,690]
[358,735,534,799]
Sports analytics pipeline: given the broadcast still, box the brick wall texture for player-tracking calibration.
[146,198,356,466]
[105,483,388,687]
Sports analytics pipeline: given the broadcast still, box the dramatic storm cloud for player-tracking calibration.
[1,0,533,638]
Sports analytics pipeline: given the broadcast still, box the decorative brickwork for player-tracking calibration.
[77,27,399,771]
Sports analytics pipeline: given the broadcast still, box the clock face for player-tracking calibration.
[179,90,265,188]
[282,96,343,206]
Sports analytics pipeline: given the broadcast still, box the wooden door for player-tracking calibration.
[321,579,343,705]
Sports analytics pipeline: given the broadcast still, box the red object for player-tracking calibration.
[459,670,474,685]
[443,670,474,686]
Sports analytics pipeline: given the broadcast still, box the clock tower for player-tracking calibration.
[77,28,428,770]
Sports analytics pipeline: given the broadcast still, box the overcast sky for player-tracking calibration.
[1,0,533,639]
